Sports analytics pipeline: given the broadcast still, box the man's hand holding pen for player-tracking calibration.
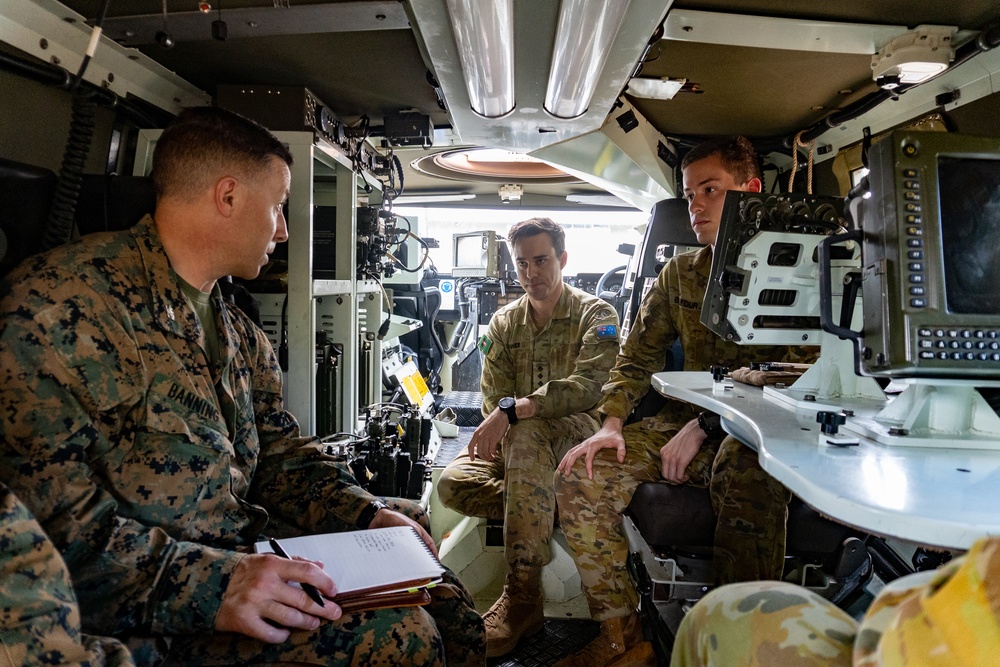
[215,543,344,644]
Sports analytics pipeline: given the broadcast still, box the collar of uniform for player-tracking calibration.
[691,245,713,277]
[133,215,204,342]
[210,284,240,369]
[516,282,572,326]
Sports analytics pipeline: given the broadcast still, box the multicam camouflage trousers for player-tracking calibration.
[163,498,486,667]
[436,414,600,582]
[554,423,792,621]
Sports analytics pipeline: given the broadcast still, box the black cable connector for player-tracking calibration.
[377,317,391,340]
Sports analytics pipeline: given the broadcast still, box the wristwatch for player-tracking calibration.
[498,396,518,425]
[697,411,724,438]
[355,499,389,529]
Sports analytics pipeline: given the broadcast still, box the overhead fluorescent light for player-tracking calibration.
[871,25,954,87]
[626,77,686,100]
[392,193,477,205]
[566,194,633,207]
[544,0,631,119]
[444,0,515,118]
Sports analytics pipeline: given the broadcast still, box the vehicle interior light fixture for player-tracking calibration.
[871,25,955,87]
[444,0,515,118]
[545,0,632,119]
[499,184,523,203]
[392,193,477,205]
[626,77,687,101]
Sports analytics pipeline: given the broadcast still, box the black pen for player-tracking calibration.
[268,537,326,607]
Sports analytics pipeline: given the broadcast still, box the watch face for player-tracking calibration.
[499,397,515,410]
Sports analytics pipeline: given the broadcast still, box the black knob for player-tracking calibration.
[816,411,847,434]
[155,30,174,48]
[710,366,727,382]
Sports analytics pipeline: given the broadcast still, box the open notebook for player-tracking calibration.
[256,526,444,612]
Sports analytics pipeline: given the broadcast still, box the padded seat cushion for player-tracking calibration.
[627,482,859,553]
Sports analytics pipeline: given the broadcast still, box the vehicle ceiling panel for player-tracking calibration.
[630,41,878,139]
[675,0,998,29]
[53,0,1000,206]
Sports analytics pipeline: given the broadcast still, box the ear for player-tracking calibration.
[746,177,763,193]
[213,176,240,217]
[558,250,568,269]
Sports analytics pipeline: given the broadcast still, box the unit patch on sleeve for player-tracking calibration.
[595,324,619,340]
[478,334,493,354]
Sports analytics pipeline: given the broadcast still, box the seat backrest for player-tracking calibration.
[75,174,156,235]
[0,158,57,278]
[623,198,703,335]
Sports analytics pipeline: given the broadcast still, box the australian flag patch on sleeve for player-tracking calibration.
[595,324,619,340]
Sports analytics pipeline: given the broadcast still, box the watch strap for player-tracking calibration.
[500,398,518,425]
[698,411,724,438]
[355,500,389,529]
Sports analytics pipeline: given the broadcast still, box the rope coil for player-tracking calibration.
[788,130,816,194]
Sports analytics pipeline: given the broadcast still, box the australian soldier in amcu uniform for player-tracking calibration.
[553,137,818,667]
[0,107,484,666]
[436,217,620,658]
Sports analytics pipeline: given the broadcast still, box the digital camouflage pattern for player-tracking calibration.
[438,284,617,578]
[0,217,484,666]
[0,483,135,667]
[557,246,815,621]
[672,536,1000,666]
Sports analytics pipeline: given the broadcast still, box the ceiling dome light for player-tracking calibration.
[871,26,955,87]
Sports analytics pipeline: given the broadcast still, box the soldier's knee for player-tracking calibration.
[436,470,461,509]
[552,466,583,504]
[358,609,446,667]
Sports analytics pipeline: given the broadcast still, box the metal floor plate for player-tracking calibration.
[488,619,600,667]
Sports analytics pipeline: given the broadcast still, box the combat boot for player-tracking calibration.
[482,568,545,657]
[553,613,655,667]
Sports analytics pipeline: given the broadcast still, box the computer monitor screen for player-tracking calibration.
[860,131,1000,379]
[701,191,857,347]
[938,157,1000,315]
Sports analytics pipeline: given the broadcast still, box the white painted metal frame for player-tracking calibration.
[652,371,1000,549]
[0,0,208,113]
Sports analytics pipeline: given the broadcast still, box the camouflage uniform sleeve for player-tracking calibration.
[780,345,821,365]
[0,288,242,638]
[245,326,377,531]
[599,264,679,420]
[0,483,135,667]
[478,313,516,416]
[855,537,1000,667]
[527,302,620,419]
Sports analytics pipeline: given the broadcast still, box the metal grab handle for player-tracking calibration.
[818,230,864,342]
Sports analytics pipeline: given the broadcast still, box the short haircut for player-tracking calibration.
[680,136,761,184]
[507,217,566,256]
[152,106,294,201]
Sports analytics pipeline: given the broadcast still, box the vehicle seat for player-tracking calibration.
[75,173,156,235]
[0,158,57,278]
[622,198,703,337]
[624,482,872,663]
